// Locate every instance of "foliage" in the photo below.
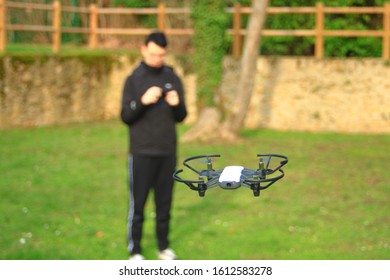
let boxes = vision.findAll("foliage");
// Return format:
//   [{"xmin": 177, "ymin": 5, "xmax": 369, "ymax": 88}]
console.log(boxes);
[
  {"xmin": 0, "ymin": 120, "xmax": 389, "ymax": 259},
  {"xmin": 261, "ymin": 0, "xmax": 316, "ymax": 56},
  {"xmin": 113, "ymin": 0, "xmax": 156, "ymax": 7},
  {"xmin": 325, "ymin": 15, "xmax": 383, "ymax": 57},
  {"xmin": 261, "ymin": 0, "xmax": 388, "ymax": 57},
  {"xmin": 323, "ymin": 1, "xmax": 385, "ymax": 57},
  {"xmin": 113, "ymin": 0, "xmax": 158, "ymax": 29},
  {"xmin": 190, "ymin": 0, "xmax": 230, "ymax": 108}
]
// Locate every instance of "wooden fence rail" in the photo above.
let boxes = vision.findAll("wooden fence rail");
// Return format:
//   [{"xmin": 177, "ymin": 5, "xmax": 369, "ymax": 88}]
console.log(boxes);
[{"xmin": 0, "ymin": 0, "xmax": 389, "ymax": 59}]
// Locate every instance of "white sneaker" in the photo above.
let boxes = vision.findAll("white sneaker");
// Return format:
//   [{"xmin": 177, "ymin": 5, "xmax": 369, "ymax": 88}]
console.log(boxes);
[
  {"xmin": 129, "ymin": 254, "xmax": 145, "ymax": 260},
  {"xmin": 158, "ymin": 248, "xmax": 178, "ymax": 260}
]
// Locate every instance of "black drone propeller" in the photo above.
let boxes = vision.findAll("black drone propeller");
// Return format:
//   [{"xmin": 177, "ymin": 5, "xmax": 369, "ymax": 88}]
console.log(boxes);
[{"xmin": 173, "ymin": 153, "xmax": 288, "ymax": 197}]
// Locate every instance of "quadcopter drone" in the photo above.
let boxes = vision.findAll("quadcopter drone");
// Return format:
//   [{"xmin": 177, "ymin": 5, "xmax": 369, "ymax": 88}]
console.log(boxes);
[{"xmin": 173, "ymin": 154, "xmax": 288, "ymax": 197}]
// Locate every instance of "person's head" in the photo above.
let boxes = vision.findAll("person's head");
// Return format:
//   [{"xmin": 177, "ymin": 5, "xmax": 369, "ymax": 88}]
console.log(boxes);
[{"xmin": 141, "ymin": 31, "xmax": 168, "ymax": 68}]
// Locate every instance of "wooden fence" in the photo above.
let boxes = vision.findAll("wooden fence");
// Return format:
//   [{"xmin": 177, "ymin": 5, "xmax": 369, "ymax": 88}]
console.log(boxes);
[{"xmin": 1, "ymin": 0, "xmax": 390, "ymax": 59}]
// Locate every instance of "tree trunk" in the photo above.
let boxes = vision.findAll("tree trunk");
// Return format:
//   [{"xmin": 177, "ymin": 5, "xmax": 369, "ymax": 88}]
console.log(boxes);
[
  {"xmin": 181, "ymin": 107, "xmax": 221, "ymax": 143},
  {"xmin": 181, "ymin": 0, "xmax": 269, "ymax": 143},
  {"xmin": 221, "ymin": 0, "xmax": 269, "ymax": 140}
]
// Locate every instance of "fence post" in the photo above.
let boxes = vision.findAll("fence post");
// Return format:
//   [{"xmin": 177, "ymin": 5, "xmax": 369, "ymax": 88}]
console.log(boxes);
[
  {"xmin": 157, "ymin": 3, "xmax": 166, "ymax": 31},
  {"xmin": 0, "ymin": 0, "xmax": 6, "ymax": 52},
  {"xmin": 315, "ymin": 2, "xmax": 324, "ymax": 59},
  {"xmin": 89, "ymin": 4, "xmax": 97, "ymax": 49},
  {"xmin": 383, "ymin": 2, "xmax": 390, "ymax": 60},
  {"xmin": 52, "ymin": 1, "xmax": 61, "ymax": 53},
  {"xmin": 232, "ymin": 3, "xmax": 242, "ymax": 58}
]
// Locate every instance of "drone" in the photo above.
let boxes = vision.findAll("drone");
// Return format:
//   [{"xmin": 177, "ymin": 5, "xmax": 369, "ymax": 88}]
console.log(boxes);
[{"xmin": 173, "ymin": 154, "xmax": 288, "ymax": 197}]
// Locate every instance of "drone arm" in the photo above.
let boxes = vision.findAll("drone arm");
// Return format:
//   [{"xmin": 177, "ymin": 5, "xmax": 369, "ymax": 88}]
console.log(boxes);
[
  {"xmin": 173, "ymin": 169, "xmax": 204, "ymax": 191},
  {"xmin": 243, "ymin": 169, "xmax": 285, "ymax": 190},
  {"xmin": 205, "ymin": 177, "xmax": 220, "ymax": 189}
]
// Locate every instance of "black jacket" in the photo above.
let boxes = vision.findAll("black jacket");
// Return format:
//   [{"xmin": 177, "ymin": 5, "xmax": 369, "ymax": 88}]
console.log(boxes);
[{"xmin": 120, "ymin": 62, "xmax": 187, "ymax": 156}]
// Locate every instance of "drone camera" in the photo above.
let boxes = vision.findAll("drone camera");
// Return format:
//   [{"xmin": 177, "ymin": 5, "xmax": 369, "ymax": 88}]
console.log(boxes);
[{"xmin": 219, "ymin": 180, "xmax": 241, "ymax": 190}]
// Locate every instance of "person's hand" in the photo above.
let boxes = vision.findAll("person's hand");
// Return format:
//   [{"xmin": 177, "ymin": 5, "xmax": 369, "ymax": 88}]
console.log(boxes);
[
  {"xmin": 141, "ymin": 86, "xmax": 162, "ymax": 105},
  {"xmin": 165, "ymin": 90, "xmax": 179, "ymax": 106}
]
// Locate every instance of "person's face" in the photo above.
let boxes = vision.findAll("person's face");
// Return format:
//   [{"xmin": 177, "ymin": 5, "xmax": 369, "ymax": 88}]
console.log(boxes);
[{"xmin": 141, "ymin": 41, "xmax": 167, "ymax": 68}]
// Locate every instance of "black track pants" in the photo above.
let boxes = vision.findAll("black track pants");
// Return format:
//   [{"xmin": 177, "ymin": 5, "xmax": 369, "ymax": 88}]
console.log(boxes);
[{"xmin": 127, "ymin": 154, "xmax": 176, "ymax": 255}]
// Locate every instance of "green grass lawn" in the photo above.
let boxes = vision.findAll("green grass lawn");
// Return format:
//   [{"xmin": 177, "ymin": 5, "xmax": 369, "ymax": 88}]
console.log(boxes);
[{"xmin": 0, "ymin": 120, "xmax": 389, "ymax": 260}]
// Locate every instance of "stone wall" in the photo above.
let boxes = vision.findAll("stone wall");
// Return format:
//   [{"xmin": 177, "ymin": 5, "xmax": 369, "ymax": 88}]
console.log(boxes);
[
  {"xmin": 0, "ymin": 55, "xmax": 196, "ymax": 129},
  {"xmin": 0, "ymin": 56, "xmax": 117, "ymax": 128},
  {"xmin": 1, "ymin": 55, "xmax": 389, "ymax": 134},
  {"xmin": 221, "ymin": 57, "xmax": 390, "ymax": 134}
]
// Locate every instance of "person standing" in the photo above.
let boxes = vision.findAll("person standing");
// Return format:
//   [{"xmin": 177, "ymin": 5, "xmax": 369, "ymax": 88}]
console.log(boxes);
[{"xmin": 120, "ymin": 31, "xmax": 187, "ymax": 260}]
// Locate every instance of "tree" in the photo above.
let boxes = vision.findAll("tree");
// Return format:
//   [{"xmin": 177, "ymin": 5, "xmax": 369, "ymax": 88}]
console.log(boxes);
[{"xmin": 182, "ymin": 0, "xmax": 270, "ymax": 142}]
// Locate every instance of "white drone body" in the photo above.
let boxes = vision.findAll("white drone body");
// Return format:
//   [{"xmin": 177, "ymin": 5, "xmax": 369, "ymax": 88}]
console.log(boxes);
[{"xmin": 218, "ymin": 166, "xmax": 244, "ymax": 189}]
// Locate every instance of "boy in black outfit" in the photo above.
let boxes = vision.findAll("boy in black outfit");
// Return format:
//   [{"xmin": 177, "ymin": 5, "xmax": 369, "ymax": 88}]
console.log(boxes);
[{"xmin": 120, "ymin": 31, "xmax": 187, "ymax": 260}]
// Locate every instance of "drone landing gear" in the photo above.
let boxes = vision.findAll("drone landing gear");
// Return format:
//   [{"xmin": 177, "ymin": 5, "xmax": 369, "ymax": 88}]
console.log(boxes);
[
  {"xmin": 197, "ymin": 183, "xmax": 207, "ymax": 197},
  {"xmin": 251, "ymin": 184, "xmax": 261, "ymax": 197}
]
